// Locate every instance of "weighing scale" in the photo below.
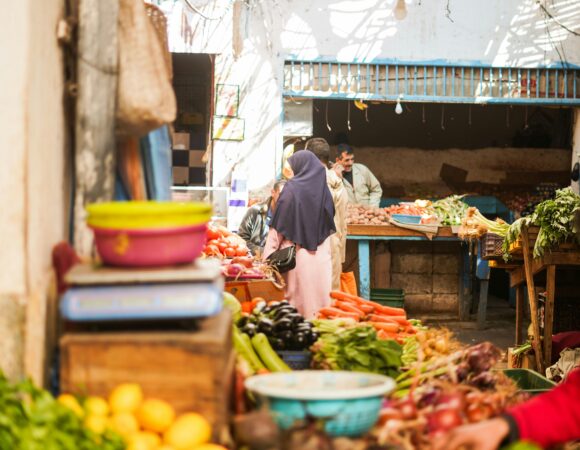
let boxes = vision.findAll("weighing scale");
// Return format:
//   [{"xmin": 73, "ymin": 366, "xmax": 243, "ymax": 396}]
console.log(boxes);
[{"xmin": 61, "ymin": 260, "xmax": 224, "ymax": 322}]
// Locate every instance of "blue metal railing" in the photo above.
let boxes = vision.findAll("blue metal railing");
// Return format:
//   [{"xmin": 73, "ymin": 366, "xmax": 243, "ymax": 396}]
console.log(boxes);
[{"xmin": 283, "ymin": 59, "xmax": 580, "ymax": 105}]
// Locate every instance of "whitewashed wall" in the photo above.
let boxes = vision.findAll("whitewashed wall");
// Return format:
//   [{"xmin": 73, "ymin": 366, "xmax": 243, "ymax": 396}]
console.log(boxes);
[
  {"xmin": 0, "ymin": 0, "xmax": 67, "ymax": 380},
  {"xmin": 162, "ymin": 0, "xmax": 580, "ymax": 191}
]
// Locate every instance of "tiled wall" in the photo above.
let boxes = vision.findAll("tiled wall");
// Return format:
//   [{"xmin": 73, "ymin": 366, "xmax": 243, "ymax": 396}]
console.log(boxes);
[{"xmin": 171, "ymin": 132, "xmax": 206, "ymax": 185}]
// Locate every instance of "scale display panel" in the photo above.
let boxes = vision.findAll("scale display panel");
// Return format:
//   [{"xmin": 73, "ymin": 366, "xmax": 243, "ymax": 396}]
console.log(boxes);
[{"xmin": 61, "ymin": 282, "xmax": 222, "ymax": 321}]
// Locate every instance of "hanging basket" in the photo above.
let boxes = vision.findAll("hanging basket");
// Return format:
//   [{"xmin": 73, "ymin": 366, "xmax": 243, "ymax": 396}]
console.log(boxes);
[{"xmin": 117, "ymin": 0, "xmax": 176, "ymax": 137}]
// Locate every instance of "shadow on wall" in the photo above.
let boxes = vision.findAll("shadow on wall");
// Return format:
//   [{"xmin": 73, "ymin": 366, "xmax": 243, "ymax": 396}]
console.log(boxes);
[{"xmin": 281, "ymin": 0, "xmax": 580, "ymax": 66}]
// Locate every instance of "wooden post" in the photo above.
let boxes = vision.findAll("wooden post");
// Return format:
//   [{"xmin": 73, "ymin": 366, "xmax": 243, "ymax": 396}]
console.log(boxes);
[
  {"xmin": 515, "ymin": 284, "xmax": 525, "ymax": 345},
  {"xmin": 544, "ymin": 265, "xmax": 556, "ymax": 368},
  {"xmin": 74, "ymin": 0, "xmax": 119, "ymax": 256},
  {"xmin": 521, "ymin": 228, "xmax": 545, "ymax": 373}
]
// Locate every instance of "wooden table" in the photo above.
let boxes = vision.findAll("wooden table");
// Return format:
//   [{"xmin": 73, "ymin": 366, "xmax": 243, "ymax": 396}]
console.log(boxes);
[
  {"xmin": 490, "ymin": 230, "xmax": 580, "ymax": 373},
  {"xmin": 347, "ymin": 225, "xmax": 470, "ymax": 318}
]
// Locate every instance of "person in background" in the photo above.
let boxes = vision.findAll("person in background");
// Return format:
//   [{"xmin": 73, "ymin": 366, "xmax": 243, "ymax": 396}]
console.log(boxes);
[
  {"xmin": 238, "ymin": 180, "xmax": 286, "ymax": 256},
  {"xmin": 335, "ymin": 143, "xmax": 382, "ymax": 207},
  {"xmin": 305, "ymin": 137, "xmax": 348, "ymax": 291},
  {"xmin": 263, "ymin": 151, "xmax": 335, "ymax": 319},
  {"xmin": 434, "ymin": 367, "xmax": 580, "ymax": 450}
]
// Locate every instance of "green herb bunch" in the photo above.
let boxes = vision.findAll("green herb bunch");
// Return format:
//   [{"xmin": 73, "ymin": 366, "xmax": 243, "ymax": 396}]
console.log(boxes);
[
  {"xmin": 311, "ymin": 326, "xmax": 402, "ymax": 376},
  {"xmin": 503, "ymin": 187, "xmax": 580, "ymax": 260}
]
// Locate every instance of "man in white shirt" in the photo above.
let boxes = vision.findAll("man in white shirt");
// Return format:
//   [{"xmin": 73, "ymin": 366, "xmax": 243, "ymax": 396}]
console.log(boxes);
[{"xmin": 335, "ymin": 143, "xmax": 382, "ymax": 207}]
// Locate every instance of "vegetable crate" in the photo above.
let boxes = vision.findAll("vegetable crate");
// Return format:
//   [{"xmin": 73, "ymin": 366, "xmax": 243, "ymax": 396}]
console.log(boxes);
[
  {"xmin": 60, "ymin": 310, "xmax": 234, "ymax": 440},
  {"xmin": 508, "ymin": 226, "xmax": 539, "ymax": 256},
  {"xmin": 480, "ymin": 233, "xmax": 504, "ymax": 260},
  {"xmin": 502, "ymin": 368, "xmax": 555, "ymax": 395},
  {"xmin": 277, "ymin": 350, "xmax": 312, "ymax": 370},
  {"xmin": 370, "ymin": 288, "xmax": 405, "ymax": 309}
]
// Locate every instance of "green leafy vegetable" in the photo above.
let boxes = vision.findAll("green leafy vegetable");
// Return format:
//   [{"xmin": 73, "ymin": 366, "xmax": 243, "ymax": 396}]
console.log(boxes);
[
  {"xmin": 432, "ymin": 195, "xmax": 470, "ymax": 226},
  {"xmin": 503, "ymin": 188, "xmax": 580, "ymax": 259},
  {"xmin": 0, "ymin": 373, "xmax": 125, "ymax": 450},
  {"xmin": 310, "ymin": 326, "xmax": 402, "ymax": 376}
]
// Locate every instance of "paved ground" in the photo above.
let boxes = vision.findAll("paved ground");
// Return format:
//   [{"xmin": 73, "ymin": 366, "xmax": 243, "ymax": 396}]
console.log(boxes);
[{"xmin": 421, "ymin": 296, "xmax": 525, "ymax": 367}]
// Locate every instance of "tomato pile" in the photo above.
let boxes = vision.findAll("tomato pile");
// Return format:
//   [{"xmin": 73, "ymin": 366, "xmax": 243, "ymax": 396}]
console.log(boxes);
[{"xmin": 204, "ymin": 225, "xmax": 250, "ymax": 258}]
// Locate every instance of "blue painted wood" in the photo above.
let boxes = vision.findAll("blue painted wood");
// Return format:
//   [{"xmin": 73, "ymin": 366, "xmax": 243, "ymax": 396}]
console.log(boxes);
[
  {"xmin": 283, "ymin": 55, "xmax": 580, "ymax": 69},
  {"xmin": 459, "ymin": 242, "xmax": 472, "ymax": 321},
  {"xmin": 358, "ymin": 240, "xmax": 371, "ymax": 299},
  {"xmin": 347, "ymin": 235, "xmax": 460, "ymax": 241}
]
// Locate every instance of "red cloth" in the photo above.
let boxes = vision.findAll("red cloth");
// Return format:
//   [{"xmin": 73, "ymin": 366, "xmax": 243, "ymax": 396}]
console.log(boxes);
[
  {"xmin": 52, "ymin": 242, "xmax": 80, "ymax": 295},
  {"xmin": 508, "ymin": 368, "xmax": 580, "ymax": 448},
  {"xmin": 551, "ymin": 332, "xmax": 580, "ymax": 364}
]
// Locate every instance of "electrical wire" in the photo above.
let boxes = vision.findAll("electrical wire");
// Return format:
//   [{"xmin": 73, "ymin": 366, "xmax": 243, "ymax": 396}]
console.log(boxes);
[
  {"xmin": 182, "ymin": 0, "xmax": 233, "ymax": 21},
  {"xmin": 541, "ymin": 6, "xmax": 569, "ymax": 68},
  {"xmin": 537, "ymin": 1, "xmax": 580, "ymax": 37},
  {"xmin": 445, "ymin": 0, "xmax": 454, "ymax": 23}
]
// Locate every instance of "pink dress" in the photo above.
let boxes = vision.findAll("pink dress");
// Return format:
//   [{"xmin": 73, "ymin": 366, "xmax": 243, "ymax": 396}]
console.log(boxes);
[{"xmin": 263, "ymin": 228, "xmax": 332, "ymax": 319}]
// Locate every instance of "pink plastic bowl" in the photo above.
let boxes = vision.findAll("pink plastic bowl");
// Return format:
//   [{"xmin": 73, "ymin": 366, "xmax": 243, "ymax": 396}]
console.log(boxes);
[{"xmin": 90, "ymin": 223, "xmax": 208, "ymax": 267}]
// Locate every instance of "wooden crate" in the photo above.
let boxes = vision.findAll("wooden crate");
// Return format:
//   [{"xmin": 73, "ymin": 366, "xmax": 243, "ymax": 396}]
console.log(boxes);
[
  {"xmin": 509, "ymin": 226, "xmax": 539, "ymax": 256},
  {"xmin": 225, "ymin": 279, "xmax": 285, "ymax": 302},
  {"xmin": 60, "ymin": 310, "xmax": 233, "ymax": 439}
]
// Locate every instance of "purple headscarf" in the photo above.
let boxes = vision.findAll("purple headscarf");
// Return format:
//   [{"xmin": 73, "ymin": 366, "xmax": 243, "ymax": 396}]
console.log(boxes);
[{"xmin": 270, "ymin": 151, "xmax": 336, "ymax": 251}]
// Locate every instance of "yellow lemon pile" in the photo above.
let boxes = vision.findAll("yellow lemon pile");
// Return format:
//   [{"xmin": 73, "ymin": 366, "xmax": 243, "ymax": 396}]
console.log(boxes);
[{"xmin": 58, "ymin": 383, "xmax": 226, "ymax": 450}]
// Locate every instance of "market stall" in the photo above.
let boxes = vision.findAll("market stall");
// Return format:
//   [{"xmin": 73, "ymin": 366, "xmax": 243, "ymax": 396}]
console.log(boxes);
[
  {"xmin": 465, "ymin": 187, "xmax": 580, "ymax": 374},
  {"xmin": 490, "ymin": 237, "xmax": 580, "ymax": 373},
  {"xmin": 347, "ymin": 224, "xmax": 467, "ymax": 305},
  {"xmin": 346, "ymin": 197, "xmax": 473, "ymax": 320}
]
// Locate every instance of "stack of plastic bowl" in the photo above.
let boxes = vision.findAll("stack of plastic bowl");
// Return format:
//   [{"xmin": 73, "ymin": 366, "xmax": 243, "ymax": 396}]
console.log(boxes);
[{"xmin": 86, "ymin": 201, "xmax": 212, "ymax": 267}]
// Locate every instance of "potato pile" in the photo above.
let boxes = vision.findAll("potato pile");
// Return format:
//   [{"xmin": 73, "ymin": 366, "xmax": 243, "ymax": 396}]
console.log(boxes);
[{"xmin": 347, "ymin": 205, "xmax": 390, "ymax": 225}]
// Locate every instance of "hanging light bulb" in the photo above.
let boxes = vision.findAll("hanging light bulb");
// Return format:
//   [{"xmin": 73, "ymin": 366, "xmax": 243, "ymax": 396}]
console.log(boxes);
[
  {"xmin": 395, "ymin": 95, "xmax": 403, "ymax": 114},
  {"xmin": 393, "ymin": 0, "xmax": 407, "ymax": 20}
]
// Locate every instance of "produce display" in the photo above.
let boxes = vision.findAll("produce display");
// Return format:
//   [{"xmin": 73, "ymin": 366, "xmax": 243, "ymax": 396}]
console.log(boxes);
[
  {"xmin": 236, "ymin": 300, "xmax": 318, "ymax": 353},
  {"xmin": 459, "ymin": 206, "xmax": 509, "ymax": 240},
  {"xmin": 384, "ymin": 201, "xmax": 429, "ymax": 217},
  {"xmin": 221, "ymin": 256, "xmax": 267, "ymax": 279},
  {"xmin": 318, "ymin": 291, "xmax": 416, "ymax": 342},
  {"xmin": 311, "ymin": 325, "xmax": 402, "ymax": 377},
  {"xmin": 203, "ymin": 224, "xmax": 250, "ymax": 258},
  {"xmin": 432, "ymin": 195, "xmax": 469, "ymax": 226},
  {"xmin": 348, "ymin": 196, "xmax": 468, "ymax": 226},
  {"xmin": 503, "ymin": 187, "xmax": 580, "ymax": 258},
  {"xmin": 57, "ymin": 383, "xmax": 223, "ymax": 450},
  {"xmin": 212, "ymin": 285, "xmax": 564, "ymax": 450},
  {"xmin": 347, "ymin": 204, "xmax": 390, "ymax": 225},
  {"xmin": 460, "ymin": 188, "xmax": 580, "ymax": 260},
  {"xmin": 0, "ymin": 373, "xmax": 124, "ymax": 450},
  {"xmin": 375, "ymin": 343, "xmax": 525, "ymax": 448}
]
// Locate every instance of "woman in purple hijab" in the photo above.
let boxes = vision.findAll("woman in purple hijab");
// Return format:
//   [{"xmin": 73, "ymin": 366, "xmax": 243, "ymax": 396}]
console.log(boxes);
[{"xmin": 263, "ymin": 151, "xmax": 336, "ymax": 318}]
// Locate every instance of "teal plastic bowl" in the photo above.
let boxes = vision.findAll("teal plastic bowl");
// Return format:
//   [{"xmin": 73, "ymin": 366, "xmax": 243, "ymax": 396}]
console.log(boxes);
[
  {"xmin": 244, "ymin": 371, "xmax": 395, "ymax": 437},
  {"xmin": 392, "ymin": 214, "xmax": 422, "ymax": 224}
]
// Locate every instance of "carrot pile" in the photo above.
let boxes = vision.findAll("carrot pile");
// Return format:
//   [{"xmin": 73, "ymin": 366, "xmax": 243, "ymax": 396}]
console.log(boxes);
[{"xmin": 318, "ymin": 291, "xmax": 416, "ymax": 341}]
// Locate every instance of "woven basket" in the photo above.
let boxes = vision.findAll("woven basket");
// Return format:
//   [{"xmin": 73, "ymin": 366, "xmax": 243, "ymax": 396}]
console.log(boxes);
[
  {"xmin": 144, "ymin": 3, "xmax": 172, "ymax": 79},
  {"xmin": 480, "ymin": 233, "xmax": 504, "ymax": 260},
  {"xmin": 117, "ymin": 0, "xmax": 176, "ymax": 137}
]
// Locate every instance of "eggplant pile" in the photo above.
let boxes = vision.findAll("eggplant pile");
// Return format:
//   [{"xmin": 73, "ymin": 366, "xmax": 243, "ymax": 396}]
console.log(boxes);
[{"xmin": 236, "ymin": 300, "xmax": 318, "ymax": 351}]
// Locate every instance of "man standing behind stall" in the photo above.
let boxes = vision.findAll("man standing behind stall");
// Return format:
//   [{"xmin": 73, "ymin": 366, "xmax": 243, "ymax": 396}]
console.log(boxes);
[
  {"xmin": 238, "ymin": 180, "xmax": 286, "ymax": 256},
  {"xmin": 305, "ymin": 138, "xmax": 348, "ymax": 290},
  {"xmin": 335, "ymin": 143, "xmax": 382, "ymax": 207}
]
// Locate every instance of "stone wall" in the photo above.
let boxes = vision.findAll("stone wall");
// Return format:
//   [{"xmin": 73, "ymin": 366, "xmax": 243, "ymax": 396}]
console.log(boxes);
[{"xmin": 371, "ymin": 241, "xmax": 461, "ymax": 315}]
